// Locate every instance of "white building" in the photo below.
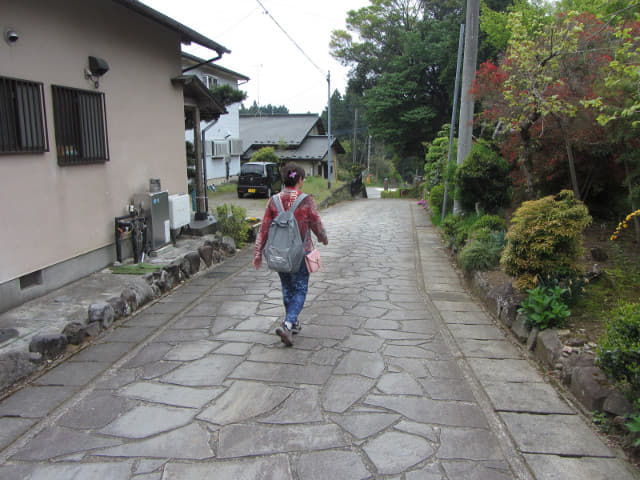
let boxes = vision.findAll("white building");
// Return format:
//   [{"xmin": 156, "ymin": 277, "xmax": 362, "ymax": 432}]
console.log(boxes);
[{"xmin": 182, "ymin": 53, "xmax": 249, "ymax": 183}]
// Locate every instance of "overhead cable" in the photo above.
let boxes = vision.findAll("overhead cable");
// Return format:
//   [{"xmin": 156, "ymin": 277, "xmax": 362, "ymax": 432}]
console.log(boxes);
[{"xmin": 255, "ymin": 0, "xmax": 325, "ymax": 76}]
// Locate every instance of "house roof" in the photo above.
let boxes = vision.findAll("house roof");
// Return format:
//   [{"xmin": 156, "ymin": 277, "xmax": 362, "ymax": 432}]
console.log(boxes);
[
  {"xmin": 171, "ymin": 75, "xmax": 226, "ymax": 121},
  {"xmin": 181, "ymin": 53, "xmax": 249, "ymax": 81},
  {"xmin": 112, "ymin": 0, "xmax": 230, "ymax": 55},
  {"xmin": 239, "ymin": 114, "xmax": 325, "ymax": 148},
  {"xmin": 274, "ymin": 136, "xmax": 345, "ymax": 161}
]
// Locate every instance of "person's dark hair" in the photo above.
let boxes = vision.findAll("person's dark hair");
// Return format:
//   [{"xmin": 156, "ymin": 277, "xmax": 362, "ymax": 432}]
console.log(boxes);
[{"xmin": 281, "ymin": 162, "xmax": 305, "ymax": 187}]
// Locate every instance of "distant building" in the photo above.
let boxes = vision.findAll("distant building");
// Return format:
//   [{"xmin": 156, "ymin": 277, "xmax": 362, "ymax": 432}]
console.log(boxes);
[
  {"xmin": 182, "ymin": 53, "xmax": 249, "ymax": 183},
  {"xmin": 239, "ymin": 114, "xmax": 344, "ymax": 180}
]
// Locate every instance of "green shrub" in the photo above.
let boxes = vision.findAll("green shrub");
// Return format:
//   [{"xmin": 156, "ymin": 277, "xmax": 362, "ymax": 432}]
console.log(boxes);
[
  {"xmin": 215, "ymin": 203, "xmax": 251, "ymax": 247},
  {"xmin": 454, "ymin": 141, "xmax": 511, "ymax": 213},
  {"xmin": 537, "ymin": 272, "xmax": 588, "ymax": 307},
  {"xmin": 428, "ymin": 184, "xmax": 453, "ymax": 218},
  {"xmin": 500, "ymin": 190, "xmax": 592, "ymax": 289},
  {"xmin": 441, "ymin": 213, "xmax": 480, "ymax": 250},
  {"xmin": 471, "ymin": 214, "xmax": 507, "ymax": 233},
  {"xmin": 597, "ymin": 302, "xmax": 640, "ymax": 400},
  {"xmin": 459, "ymin": 231, "xmax": 507, "ymax": 273},
  {"xmin": 424, "ymin": 124, "xmax": 455, "ymax": 189},
  {"xmin": 518, "ymin": 285, "xmax": 571, "ymax": 330}
]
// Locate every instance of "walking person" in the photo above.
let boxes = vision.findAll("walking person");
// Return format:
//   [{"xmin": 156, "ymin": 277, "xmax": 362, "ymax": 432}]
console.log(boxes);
[{"xmin": 253, "ymin": 162, "xmax": 328, "ymax": 346}]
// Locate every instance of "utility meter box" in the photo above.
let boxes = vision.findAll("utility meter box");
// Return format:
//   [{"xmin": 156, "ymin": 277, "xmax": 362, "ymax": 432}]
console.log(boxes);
[{"xmin": 132, "ymin": 191, "xmax": 170, "ymax": 250}]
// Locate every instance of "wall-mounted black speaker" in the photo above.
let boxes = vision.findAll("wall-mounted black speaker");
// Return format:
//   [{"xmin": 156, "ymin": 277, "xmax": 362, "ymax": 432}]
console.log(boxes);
[{"xmin": 89, "ymin": 56, "xmax": 109, "ymax": 76}]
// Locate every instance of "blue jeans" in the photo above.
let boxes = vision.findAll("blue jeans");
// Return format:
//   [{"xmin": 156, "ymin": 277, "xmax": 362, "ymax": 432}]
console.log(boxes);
[{"xmin": 278, "ymin": 259, "xmax": 309, "ymax": 326}]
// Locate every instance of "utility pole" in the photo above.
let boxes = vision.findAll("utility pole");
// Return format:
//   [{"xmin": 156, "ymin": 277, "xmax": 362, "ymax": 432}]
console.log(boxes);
[
  {"xmin": 352, "ymin": 108, "xmax": 358, "ymax": 164},
  {"xmin": 442, "ymin": 24, "xmax": 465, "ymax": 221},
  {"xmin": 367, "ymin": 135, "xmax": 372, "ymax": 174},
  {"xmin": 455, "ymin": 0, "xmax": 480, "ymax": 214},
  {"xmin": 327, "ymin": 71, "xmax": 332, "ymax": 189}
]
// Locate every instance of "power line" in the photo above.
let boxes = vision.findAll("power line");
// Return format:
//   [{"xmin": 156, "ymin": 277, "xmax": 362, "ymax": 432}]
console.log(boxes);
[{"xmin": 255, "ymin": 0, "xmax": 325, "ymax": 76}]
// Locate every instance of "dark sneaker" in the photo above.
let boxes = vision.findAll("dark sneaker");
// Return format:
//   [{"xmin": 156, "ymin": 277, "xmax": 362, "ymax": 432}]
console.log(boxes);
[
  {"xmin": 291, "ymin": 323, "xmax": 302, "ymax": 335},
  {"xmin": 275, "ymin": 324, "xmax": 293, "ymax": 346}
]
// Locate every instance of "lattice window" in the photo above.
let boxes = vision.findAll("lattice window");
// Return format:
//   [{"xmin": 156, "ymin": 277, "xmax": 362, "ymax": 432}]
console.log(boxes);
[
  {"xmin": 0, "ymin": 76, "xmax": 48, "ymax": 154},
  {"xmin": 52, "ymin": 85, "xmax": 109, "ymax": 165}
]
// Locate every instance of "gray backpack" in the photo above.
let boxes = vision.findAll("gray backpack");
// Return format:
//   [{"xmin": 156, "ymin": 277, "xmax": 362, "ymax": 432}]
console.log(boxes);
[{"xmin": 264, "ymin": 193, "xmax": 308, "ymax": 273}]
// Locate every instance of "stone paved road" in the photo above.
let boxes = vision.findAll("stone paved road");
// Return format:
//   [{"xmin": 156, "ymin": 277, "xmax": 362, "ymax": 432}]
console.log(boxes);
[{"xmin": 0, "ymin": 199, "xmax": 637, "ymax": 479}]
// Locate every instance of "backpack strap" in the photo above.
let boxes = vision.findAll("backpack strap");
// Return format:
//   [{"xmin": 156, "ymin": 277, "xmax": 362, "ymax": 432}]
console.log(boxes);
[
  {"xmin": 273, "ymin": 194, "xmax": 285, "ymax": 214},
  {"xmin": 289, "ymin": 193, "xmax": 308, "ymax": 213}
]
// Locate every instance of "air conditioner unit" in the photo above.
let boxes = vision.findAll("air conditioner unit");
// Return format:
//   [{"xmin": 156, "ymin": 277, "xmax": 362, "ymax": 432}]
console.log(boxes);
[
  {"xmin": 214, "ymin": 141, "xmax": 230, "ymax": 157},
  {"xmin": 204, "ymin": 140, "xmax": 213, "ymax": 156},
  {"xmin": 230, "ymin": 138, "xmax": 243, "ymax": 155}
]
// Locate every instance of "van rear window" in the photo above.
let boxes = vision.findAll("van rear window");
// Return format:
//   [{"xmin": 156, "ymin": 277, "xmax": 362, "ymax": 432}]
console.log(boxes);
[{"xmin": 241, "ymin": 164, "xmax": 264, "ymax": 175}]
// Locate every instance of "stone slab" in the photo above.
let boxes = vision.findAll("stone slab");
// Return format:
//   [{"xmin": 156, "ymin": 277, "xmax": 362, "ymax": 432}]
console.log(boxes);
[
  {"xmin": 441, "ymin": 459, "xmax": 514, "ymax": 480},
  {"xmin": 438, "ymin": 427, "xmax": 504, "ymax": 460},
  {"xmin": 163, "ymin": 455, "xmax": 292, "ymax": 480},
  {"xmin": 260, "ymin": 385, "xmax": 324, "ymax": 424},
  {"xmin": 483, "ymin": 381, "xmax": 575, "ymax": 414},
  {"xmin": 99, "ymin": 404, "xmax": 195, "ymax": 438},
  {"xmin": 217, "ymin": 423, "xmax": 347, "ymax": 458},
  {"xmin": 0, "ymin": 385, "xmax": 76, "ymax": 418},
  {"xmin": 58, "ymin": 391, "xmax": 128, "ymax": 429},
  {"xmin": 331, "ymin": 412, "xmax": 400, "ymax": 439},
  {"xmin": 11, "ymin": 426, "xmax": 122, "ymax": 461},
  {"xmin": 197, "ymin": 381, "xmax": 293, "ymax": 425},
  {"xmin": 160, "ymin": 354, "xmax": 243, "ymax": 386},
  {"xmin": 447, "ymin": 324, "xmax": 506, "ymax": 340},
  {"xmin": 33, "ymin": 361, "xmax": 110, "ymax": 386},
  {"xmin": 296, "ymin": 450, "xmax": 370, "ymax": 480},
  {"xmin": 469, "ymin": 358, "xmax": 543, "ymax": 383},
  {"xmin": 322, "ymin": 375, "xmax": 375, "ymax": 413},
  {"xmin": 0, "ymin": 417, "xmax": 37, "ymax": 450},
  {"xmin": 365, "ymin": 394, "xmax": 488, "ymax": 428},
  {"xmin": 95, "ymin": 423, "xmax": 213, "ymax": 459},
  {"xmin": 523, "ymin": 453, "xmax": 638, "ymax": 480},
  {"xmin": 456, "ymin": 338, "xmax": 522, "ymax": 359},
  {"xmin": 119, "ymin": 382, "xmax": 223, "ymax": 408},
  {"xmin": 377, "ymin": 372, "xmax": 424, "ymax": 395},
  {"xmin": 230, "ymin": 361, "xmax": 332, "ymax": 385},
  {"xmin": 363, "ymin": 431, "xmax": 435, "ymax": 475},
  {"xmin": 439, "ymin": 311, "xmax": 493, "ymax": 325},
  {"xmin": 500, "ymin": 412, "xmax": 614, "ymax": 457},
  {"xmin": 334, "ymin": 351, "xmax": 384, "ymax": 378},
  {"xmin": 0, "ymin": 462, "xmax": 134, "ymax": 480},
  {"xmin": 68, "ymin": 341, "xmax": 133, "ymax": 363}
]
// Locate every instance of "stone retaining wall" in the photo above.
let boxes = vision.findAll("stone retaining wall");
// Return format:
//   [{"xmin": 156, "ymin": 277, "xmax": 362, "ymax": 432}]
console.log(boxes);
[{"xmin": 469, "ymin": 271, "xmax": 633, "ymax": 418}]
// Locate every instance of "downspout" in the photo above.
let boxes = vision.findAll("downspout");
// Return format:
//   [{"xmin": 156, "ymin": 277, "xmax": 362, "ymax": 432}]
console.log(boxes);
[{"xmin": 182, "ymin": 53, "xmax": 223, "ymax": 73}]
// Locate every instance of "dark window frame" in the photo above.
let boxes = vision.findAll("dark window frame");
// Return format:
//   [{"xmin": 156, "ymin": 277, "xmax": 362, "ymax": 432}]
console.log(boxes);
[
  {"xmin": 51, "ymin": 85, "xmax": 109, "ymax": 166},
  {"xmin": 0, "ymin": 76, "xmax": 49, "ymax": 154}
]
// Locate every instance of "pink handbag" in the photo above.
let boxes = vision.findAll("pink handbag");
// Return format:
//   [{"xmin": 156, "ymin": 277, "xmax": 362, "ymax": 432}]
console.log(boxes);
[{"xmin": 305, "ymin": 248, "xmax": 322, "ymax": 273}]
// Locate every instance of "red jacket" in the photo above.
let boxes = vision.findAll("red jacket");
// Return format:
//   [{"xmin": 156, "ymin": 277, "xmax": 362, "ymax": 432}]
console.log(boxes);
[{"xmin": 254, "ymin": 188, "xmax": 328, "ymax": 262}]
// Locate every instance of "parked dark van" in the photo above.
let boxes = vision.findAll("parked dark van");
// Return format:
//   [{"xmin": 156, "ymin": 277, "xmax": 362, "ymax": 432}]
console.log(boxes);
[{"xmin": 237, "ymin": 162, "xmax": 281, "ymax": 198}]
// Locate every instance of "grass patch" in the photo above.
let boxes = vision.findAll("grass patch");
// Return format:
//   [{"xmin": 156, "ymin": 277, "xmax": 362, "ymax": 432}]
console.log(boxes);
[
  {"xmin": 302, "ymin": 176, "xmax": 344, "ymax": 204},
  {"xmin": 569, "ymin": 242, "xmax": 640, "ymax": 343},
  {"xmin": 110, "ymin": 263, "xmax": 166, "ymax": 275}
]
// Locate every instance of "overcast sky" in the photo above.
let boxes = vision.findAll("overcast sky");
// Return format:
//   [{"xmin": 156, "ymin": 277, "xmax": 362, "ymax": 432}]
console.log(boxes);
[{"xmin": 140, "ymin": 0, "xmax": 370, "ymax": 114}]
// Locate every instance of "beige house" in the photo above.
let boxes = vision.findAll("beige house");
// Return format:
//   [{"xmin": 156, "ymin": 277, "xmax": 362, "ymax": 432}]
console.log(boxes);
[
  {"xmin": 0, "ymin": 0, "xmax": 228, "ymax": 312},
  {"xmin": 239, "ymin": 114, "xmax": 345, "ymax": 180}
]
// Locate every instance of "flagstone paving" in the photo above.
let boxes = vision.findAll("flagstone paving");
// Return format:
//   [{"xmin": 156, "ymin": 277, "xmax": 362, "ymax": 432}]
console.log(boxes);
[{"xmin": 0, "ymin": 199, "xmax": 637, "ymax": 479}]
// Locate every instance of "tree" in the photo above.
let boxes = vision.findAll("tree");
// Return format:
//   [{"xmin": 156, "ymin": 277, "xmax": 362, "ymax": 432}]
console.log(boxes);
[
  {"xmin": 209, "ymin": 84, "xmax": 246, "ymax": 106},
  {"xmin": 331, "ymin": 0, "xmax": 466, "ymax": 162},
  {"xmin": 240, "ymin": 101, "xmax": 290, "ymax": 115},
  {"xmin": 475, "ymin": 6, "xmax": 624, "ymax": 204},
  {"xmin": 250, "ymin": 146, "xmax": 280, "ymax": 165}
]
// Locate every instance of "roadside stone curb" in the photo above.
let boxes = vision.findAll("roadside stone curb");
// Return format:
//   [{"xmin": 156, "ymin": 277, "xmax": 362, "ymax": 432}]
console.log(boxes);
[
  {"xmin": 0, "ymin": 232, "xmax": 240, "ymax": 394},
  {"xmin": 470, "ymin": 271, "xmax": 633, "ymax": 418}
]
